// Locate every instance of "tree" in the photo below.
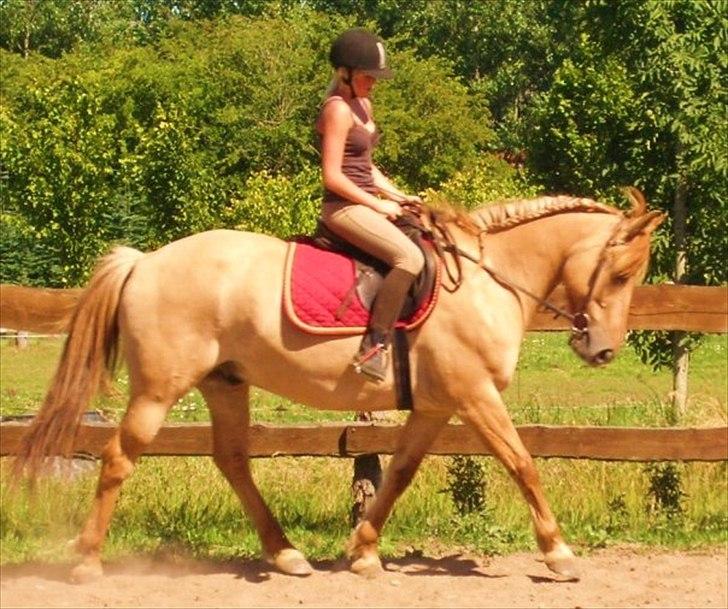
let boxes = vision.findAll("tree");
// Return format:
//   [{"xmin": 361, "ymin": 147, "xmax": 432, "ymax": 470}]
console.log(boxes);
[
  {"xmin": 0, "ymin": 0, "xmax": 140, "ymax": 57},
  {"xmin": 518, "ymin": 0, "xmax": 727, "ymax": 415},
  {"xmin": 1, "ymin": 10, "xmax": 492, "ymax": 285}
]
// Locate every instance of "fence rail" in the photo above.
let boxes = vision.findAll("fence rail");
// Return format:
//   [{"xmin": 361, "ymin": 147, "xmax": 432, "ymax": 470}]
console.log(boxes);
[
  {"xmin": 1, "ymin": 283, "xmax": 726, "ymax": 463},
  {"xmin": 531, "ymin": 285, "xmax": 726, "ymax": 332},
  {"xmin": 1, "ymin": 421, "xmax": 726, "ymax": 462},
  {"xmin": 0, "ymin": 284, "xmax": 726, "ymax": 333}
]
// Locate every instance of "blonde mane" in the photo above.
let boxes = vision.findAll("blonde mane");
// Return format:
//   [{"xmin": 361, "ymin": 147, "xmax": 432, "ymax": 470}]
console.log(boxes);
[
  {"xmin": 472, "ymin": 196, "xmax": 622, "ymax": 233},
  {"xmin": 422, "ymin": 195, "xmax": 623, "ymax": 237}
]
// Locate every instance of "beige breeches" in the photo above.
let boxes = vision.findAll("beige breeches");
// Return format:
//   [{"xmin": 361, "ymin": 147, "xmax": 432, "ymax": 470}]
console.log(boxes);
[{"xmin": 321, "ymin": 203, "xmax": 424, "ymax": 276}]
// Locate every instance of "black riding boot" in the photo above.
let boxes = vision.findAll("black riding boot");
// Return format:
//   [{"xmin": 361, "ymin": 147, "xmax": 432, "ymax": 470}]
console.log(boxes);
[{"xmin": 354, "ymin": 268, "xmax": 417, "ymax": 382}]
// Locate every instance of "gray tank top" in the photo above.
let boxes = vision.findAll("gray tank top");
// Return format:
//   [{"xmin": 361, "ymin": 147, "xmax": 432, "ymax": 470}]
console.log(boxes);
[{"xmin": 318, "ymin": 97, "xmax": 380, "ymax": 205}]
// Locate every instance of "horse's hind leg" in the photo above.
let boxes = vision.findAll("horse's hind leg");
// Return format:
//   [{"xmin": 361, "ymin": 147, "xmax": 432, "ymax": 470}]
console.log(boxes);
[
  {"xmin": 198, "ymin": 373, "xmax": 313, "ymax": 576},
  {"xmin": 71, "ymin": 389, "xmax": 178, "ymax": 583},
  {"xmin": 347, "ymin": 410, "xmax": 449, "ymax": 577},
  {"xmin": 458, "ymin": 383, "xmax": 579, "ymax": 580}
]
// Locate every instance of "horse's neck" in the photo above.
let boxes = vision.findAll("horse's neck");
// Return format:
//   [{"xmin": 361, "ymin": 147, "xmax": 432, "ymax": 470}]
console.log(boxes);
[{"xmin": 483, "ymin": 213, "xmax": 616, "ymax": 317}]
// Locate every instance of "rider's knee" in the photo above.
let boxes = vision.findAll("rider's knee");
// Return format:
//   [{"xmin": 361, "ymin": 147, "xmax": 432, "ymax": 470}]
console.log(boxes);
[{"xmin": 396, "ymin": 244, "xmax": 425, "ymax": 276}]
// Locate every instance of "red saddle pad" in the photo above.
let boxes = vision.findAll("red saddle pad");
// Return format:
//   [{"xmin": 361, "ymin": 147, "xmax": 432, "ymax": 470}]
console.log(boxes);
[{"xmin": 283, "ymin": 242, "xmax": 439, "ymax": 335}]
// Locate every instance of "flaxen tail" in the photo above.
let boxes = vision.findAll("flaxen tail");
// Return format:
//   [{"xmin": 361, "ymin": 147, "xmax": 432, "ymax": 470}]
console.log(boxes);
[{"xmin": 13, "ymin": 246, "xmax": 145, "ymax": 480}]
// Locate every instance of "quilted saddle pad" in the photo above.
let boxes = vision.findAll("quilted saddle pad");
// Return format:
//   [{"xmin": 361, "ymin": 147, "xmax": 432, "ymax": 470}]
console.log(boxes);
[{"xmin": 283, "ymin": 241, "xmax": 439, "ymax": 335}]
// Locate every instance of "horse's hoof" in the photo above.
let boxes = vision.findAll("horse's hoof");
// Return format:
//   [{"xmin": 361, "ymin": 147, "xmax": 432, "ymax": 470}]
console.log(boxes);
[
  {"xmin": 70, "ymin": 561, "xmax": 103, "ymax": 584},
  {"xmin": 544, "ymin": 546, "xmax": 580, "ymax": 581},
  {"xmin": 268, "ymin": 548, "xmax": 313, "ymax": 576},
  {"xmin": 351, "ymin": 554, "xmax": 383, "ymax": 579}
]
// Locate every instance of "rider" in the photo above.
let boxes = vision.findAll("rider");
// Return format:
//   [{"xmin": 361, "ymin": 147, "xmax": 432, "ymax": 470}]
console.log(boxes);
[{"xmin": 316, "ymin": 28, "xmax": 424, "ymax": 382}]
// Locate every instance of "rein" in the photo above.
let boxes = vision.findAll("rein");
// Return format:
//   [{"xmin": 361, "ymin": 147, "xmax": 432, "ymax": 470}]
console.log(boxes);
[
  {"xmin": 443, "ymin": 243, "xmax": 590, "ymax": 337},
  {"xmin": 399, "ymin": 205, "xmax": 598, "ymax": 338}
]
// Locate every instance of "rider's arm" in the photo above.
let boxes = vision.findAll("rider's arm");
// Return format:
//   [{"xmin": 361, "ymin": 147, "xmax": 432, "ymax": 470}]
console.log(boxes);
[{"xmin": 371, "ymin": 166, "xmax": 417, "ymax": 203}]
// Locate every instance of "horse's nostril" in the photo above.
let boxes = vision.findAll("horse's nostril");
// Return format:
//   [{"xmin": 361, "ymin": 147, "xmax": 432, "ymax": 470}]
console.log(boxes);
[{"xmin": 595, "ymin": 349, "xmax": 614, "ymax": 364}]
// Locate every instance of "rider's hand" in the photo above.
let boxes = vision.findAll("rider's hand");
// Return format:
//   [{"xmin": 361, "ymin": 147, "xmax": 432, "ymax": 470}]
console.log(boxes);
[{"xmin": 376, "ymin": 200, "xmax": 403, "ymax": 220}]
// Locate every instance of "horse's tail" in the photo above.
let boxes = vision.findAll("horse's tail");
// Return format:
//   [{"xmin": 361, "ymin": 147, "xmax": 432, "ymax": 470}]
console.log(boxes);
[{"xmin": 13, "ymin": 246, "xmax": 145, "ymax": 481}]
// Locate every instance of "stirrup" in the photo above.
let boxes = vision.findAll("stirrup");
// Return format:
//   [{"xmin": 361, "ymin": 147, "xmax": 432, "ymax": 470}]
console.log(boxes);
[{"xmin": 353, "ymin": 341, "xmax": 388, "ymax": 382}]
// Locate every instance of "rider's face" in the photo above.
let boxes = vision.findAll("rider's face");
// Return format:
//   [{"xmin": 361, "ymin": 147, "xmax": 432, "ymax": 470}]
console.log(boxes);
[{"xmin": 350, "ymin": 71, "xmax": 377, "ymax": 98}]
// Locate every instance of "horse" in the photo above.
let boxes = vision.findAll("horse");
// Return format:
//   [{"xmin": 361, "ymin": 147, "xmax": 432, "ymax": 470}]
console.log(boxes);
[{"xmin": 13, "ymin": 187, "xmax": 664, "ymax": 583}]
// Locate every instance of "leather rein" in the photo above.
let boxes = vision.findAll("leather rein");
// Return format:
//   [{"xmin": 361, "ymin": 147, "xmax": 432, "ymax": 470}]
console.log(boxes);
[{"xmin": 399, "ymin": 206, "xmax": 623, "ymax": 339}]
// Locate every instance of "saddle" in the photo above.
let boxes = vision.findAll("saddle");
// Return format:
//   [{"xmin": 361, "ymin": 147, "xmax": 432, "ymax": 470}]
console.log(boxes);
[
  {"xmin": 282, "ymin": 213, "xmax": 440, "ymax": 411},
  {"xmin": 283, "ymin": 213, "xmax": 440, "ymax": 336}
]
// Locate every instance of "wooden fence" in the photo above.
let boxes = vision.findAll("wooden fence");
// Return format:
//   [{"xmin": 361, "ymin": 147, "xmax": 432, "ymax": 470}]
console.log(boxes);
[
  {"xmin": 0, "ymin": 284, "xmax": 726, "ymax": 462},
  {"xmin": 1, "ymin": 421, "xmax": 726, "ymax": 461}
]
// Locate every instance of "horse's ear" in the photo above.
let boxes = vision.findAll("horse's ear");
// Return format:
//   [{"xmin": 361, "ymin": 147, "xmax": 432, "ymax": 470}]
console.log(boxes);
[
  {"xmin": 622, "ymin": 186, "xmax": 647, "ymax": 217},
  {"xmin": 616, "ymin": 210, "xmax": 666, "ymax": 243}
]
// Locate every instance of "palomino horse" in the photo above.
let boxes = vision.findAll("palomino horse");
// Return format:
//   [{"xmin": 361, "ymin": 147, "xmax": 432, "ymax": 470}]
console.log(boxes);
[{"xmin": 14, "ymin": 188, "xmax": 663, "ymax": 583}]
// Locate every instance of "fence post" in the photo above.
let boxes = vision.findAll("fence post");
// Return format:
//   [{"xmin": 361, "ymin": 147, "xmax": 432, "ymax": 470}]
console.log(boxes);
[
  {"xmin": 14, "ymin": 331, "xmax": 28, "ymax": 349},
  {"xmin": 350, "ymin": 411, "xmax": 383, "ymax": 527}
]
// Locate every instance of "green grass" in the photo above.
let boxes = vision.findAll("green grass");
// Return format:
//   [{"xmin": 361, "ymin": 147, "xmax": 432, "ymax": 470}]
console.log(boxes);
[{"xmin": 1, "ymin": 333, "xmax": 726, "ymax": 565}]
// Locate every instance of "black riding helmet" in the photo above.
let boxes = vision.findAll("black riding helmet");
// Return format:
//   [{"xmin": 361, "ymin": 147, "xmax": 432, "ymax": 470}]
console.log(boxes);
[{"xmin": 329, "ymin": 28, "xmax": 393, "ymax": 80}]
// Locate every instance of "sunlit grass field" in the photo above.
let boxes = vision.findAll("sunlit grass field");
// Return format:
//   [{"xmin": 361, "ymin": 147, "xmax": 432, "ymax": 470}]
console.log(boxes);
[{"xmin": 1, "ymin": 332, "xmax": 726, "ymax": 565}]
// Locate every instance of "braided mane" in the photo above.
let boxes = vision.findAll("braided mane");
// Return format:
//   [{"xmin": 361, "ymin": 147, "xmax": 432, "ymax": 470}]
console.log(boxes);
[
  {"xmin": 422, "ymin": 195, "xmax": 623, "ymax": 237},
  {"xmin": 471, "ymin": 195, "xmax": 622, "ymax": 234}
]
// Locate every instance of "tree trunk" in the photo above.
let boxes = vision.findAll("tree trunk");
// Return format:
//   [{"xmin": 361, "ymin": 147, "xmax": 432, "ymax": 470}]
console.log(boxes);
[
  {"xmin": 671, "ymin": 175, "xmax": 689, "ymax": 420},
  {"xmin": 14, "ymin": 331, "xmax": 29, "ymax": 349}
]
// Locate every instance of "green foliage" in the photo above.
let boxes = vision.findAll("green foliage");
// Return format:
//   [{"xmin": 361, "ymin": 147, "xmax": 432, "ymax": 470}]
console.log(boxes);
[
  {"xmin": 423, "ymin": 154, "xmax": 541, "ymax": 209},
  {"xmin": 444, "ymin": 455, "xmax": 487, "ymax": 516},
  {"xmin": 0, "ymin": 0, "xmax": 131, "ymax": 58},
  {"xmin": 224, "ymin": 166, "xmax": 321, "ymax": 239},
  {"xmin": 645, "ymin": 462, "xmax": 686, "ymax": 521},
  {"xmin": 0, "ymin": 213, "xmax": 62, "ymax": 286},
  {"xmin": 520, "ymin": 0, "xmax": 727, "ymax": 282},
  {"xmin": 1, "ymin": 10, "xmax": 489, "ymax": 286},
  {"xmin": 2, "ymin": 74, "xmax": 134, "ymax": 284},
  {"xmin": 524, "ymin": 47, "xmax": 638, "ymax": 198},
  {"xmin": 133, "ymin": 103, "xmax": 223, "ymax": 247},
  {"xmin": 605, "ymin": 494, "xmax": 629, "ymax": 535},
  {"xmin": 373, "ymin": 48, "xmax": 493, "ymax": 189}
]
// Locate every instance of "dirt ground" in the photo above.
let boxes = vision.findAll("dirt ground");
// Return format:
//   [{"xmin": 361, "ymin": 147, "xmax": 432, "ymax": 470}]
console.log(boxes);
[{"xmin": 1, "ymin": 547, "xmax": 726, "ymax": 609}]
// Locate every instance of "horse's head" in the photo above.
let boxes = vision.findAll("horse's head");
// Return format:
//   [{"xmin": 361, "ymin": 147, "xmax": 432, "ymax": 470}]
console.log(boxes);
[{"xmin": 563, "ymin": 188, "xmax": 665, "ymax": 366}]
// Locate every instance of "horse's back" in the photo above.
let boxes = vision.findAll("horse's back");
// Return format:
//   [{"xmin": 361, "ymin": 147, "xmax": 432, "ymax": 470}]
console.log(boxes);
[{"xmin": 118, "ymin": 230, "xmax": 288, "ymax": 343}]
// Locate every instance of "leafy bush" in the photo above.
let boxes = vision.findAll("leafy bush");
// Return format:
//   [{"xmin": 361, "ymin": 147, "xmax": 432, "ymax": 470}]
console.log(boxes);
[
  {"xmin": 444, "ymin": 455, "xmax": 487, "ymax": 516},
  {"xmin": 1, "ymin": 11, "xmax": 492, "ymax": 285},
  {"xmin": 224, "ymin": 166, "xmax": 321, "ymax": 239},
  {"xmin": 645, "ymin": 462, "xmax": 686, "ymax": 522},
  {"xmin": 423, "ymin": 154, "xmax": 541, "ymax": 210}
]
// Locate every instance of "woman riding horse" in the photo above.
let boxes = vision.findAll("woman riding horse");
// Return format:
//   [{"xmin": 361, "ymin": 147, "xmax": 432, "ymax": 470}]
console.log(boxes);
[{"xmin": 317, "ymin": 28, "xmax": 423, "ymax": 382}]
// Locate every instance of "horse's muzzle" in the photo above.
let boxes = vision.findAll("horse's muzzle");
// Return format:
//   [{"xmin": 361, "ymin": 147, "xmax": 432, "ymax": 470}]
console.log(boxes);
[{"xmin": 569, "ymin": 334, "xmax": 615, "ymax": 367}]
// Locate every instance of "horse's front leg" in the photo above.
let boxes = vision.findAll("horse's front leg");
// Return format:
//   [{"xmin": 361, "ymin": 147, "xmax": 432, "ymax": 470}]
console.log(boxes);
[
  {"xmin": 458, "ymin": 383, "xmax": 579, "ymax": 580},
  {"xmin": 347, "ymin": 410, "xmax": 449, "ymax": 577}
]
